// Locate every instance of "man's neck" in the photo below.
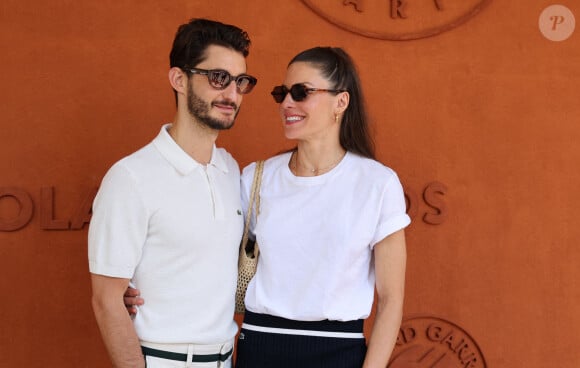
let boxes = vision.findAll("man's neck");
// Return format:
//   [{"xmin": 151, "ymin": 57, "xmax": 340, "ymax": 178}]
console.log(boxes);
[{"xmin": 169, "ymin": 115, "xmax": 219, "ymax": 165}]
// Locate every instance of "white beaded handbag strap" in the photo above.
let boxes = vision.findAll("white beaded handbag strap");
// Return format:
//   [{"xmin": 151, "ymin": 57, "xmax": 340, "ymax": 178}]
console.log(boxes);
[{"xmin": 240, "ymin": 161, "xmax": 264, "ymax": 256}]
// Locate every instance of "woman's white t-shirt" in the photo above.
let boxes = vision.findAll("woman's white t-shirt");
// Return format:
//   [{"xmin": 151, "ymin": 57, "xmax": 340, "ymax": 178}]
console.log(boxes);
[{"xmin": 240, "ymin": 151, "xmax": 410, "ymax": 321}]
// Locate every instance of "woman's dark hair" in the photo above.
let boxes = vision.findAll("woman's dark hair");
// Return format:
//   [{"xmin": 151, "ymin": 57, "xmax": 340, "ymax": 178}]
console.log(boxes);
[{"xmin": 289, "ymin": 47, "xmax": 375, "ymax": 159}]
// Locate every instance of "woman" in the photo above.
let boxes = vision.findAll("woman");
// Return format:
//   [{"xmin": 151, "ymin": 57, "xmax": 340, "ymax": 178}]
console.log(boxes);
[{"xmin": 235, "ymin": 47, "xmax": 409, "ymax": 368}]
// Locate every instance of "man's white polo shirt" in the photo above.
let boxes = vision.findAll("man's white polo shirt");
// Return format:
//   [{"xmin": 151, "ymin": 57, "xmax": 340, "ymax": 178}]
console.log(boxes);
[{"xmin": 88, "ymin": 124, "xmax": 242, "ymax": 344}]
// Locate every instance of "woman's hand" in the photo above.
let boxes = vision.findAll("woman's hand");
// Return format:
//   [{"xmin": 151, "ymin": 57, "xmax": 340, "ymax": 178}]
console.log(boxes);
[{"xmin": 124, "ymin": 286, "xmax": 144, "ymax": 316}]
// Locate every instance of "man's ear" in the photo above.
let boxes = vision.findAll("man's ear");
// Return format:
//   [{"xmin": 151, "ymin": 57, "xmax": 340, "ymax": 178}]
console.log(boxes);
[{"xmin": 169, "ymin": 67, "xmax": 188, "ymax": 94}]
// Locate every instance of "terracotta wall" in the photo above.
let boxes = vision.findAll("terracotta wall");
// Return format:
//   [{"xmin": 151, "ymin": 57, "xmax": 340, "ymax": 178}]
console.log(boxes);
[{"xmin": 0, "ymin": 1, "xmax": 578, "ymax": 367}]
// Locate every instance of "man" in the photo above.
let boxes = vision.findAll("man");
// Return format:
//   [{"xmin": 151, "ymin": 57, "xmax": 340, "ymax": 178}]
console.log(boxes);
[{"xmin": 89, "ymin": 18, "xmax": 257, "ymax": 368}]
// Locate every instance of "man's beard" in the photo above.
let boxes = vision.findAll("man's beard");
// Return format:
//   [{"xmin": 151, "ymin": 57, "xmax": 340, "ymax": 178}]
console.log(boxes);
[{"xmin": 187, "ymin": 82, "xmax": 239, "ymax": 131}]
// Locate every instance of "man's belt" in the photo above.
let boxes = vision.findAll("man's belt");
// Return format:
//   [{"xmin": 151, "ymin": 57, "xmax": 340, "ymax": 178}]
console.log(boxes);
[{"xmin": 141, "ymin": 345, "xmax": 233, "ymax": 363}]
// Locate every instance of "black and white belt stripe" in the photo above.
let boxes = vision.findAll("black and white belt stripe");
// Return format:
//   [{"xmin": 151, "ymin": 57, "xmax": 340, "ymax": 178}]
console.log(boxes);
[{"xmin": 141, "ymin": 345, "xmax": 233, "ymax": 363}]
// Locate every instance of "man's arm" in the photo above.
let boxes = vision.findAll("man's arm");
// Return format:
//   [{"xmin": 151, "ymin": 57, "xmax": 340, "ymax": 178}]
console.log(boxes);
[{"xmin": 91, "ymin": 274, "xmax": 145, "ymax": 368}]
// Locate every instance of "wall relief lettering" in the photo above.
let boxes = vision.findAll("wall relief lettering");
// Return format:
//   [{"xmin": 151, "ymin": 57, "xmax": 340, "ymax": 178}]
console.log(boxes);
[
  {"xmin": 0, "ymin": 183, "xmax": 447, "ymax": 231},
  {"xmin": 390, "ymin": 315, "xmax": 487, "ymax": 367},
  {"xmin": 301, "ymin": 0, "xmax": 491, "ymax": 40},
  {"xmin": 0, "ymin": 186, "xmax": 96, "ymax": 232},
  {"xmin": 0, "ymin": 187, "xmax": 34, "ymax": 231},
  {"xmin": 404, "ymin": 181, "xmax": 447, "ymax": 225}
]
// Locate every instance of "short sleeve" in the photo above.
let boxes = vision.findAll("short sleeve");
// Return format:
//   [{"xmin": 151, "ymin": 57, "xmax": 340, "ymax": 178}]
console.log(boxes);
[
  {"xmin": 371, "ymin": 172, "xmax": 411, "ymax": 247},
  {"xmin": 88, "ymin": 162, "xmax": 148, "ymax": 278}
]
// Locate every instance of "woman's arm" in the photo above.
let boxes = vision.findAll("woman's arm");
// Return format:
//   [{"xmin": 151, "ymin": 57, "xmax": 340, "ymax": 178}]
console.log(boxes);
[{"xmin": 362, "ymin": 229, "xmax": 407, "ymax": 368}]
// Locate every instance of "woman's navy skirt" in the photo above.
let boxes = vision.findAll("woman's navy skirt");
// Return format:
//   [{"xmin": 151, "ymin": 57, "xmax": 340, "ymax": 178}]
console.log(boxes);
[{"xmin": 235, "ymin": 311, "xmax": 367, "ymax": 368}]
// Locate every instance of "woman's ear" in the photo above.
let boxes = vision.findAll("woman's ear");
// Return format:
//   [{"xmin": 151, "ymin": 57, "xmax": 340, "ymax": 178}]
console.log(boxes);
[
  {"xmin": 336, "ymin": 91, "xmax": 350, "ymax": 115},
  {"xmin": 168, "ymin": 67, "xmax": 187, "ymax": 95}
]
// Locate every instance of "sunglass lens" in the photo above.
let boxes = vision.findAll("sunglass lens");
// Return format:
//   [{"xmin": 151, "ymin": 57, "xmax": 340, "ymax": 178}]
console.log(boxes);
[
  {"xmin": 271, "ymin": 86, "xmax": 287, "ymax": 103},
  {"xmin": 208, "ymin": 70, "xmax": 231, "ymax": 89},
  {"xmin": 237, "ymin": 76, "xmax": 257, "ymax": 94},
  {"xmin": 290, "ymin": 84, "xmax": 308, "ymax": 102}
]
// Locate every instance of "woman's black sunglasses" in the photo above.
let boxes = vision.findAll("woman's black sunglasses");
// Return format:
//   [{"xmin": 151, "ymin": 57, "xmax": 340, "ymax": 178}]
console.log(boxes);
[
  {"xmin": 270, "ymin": 84, "xmax": 346, "ymax": 103},
  {"xmin": 188, "ymin": 68, "xmax": 258, "ymax": 94}
]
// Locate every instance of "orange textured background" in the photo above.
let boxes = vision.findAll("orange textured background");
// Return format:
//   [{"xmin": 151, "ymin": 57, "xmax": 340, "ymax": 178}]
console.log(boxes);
[{"xmin": 0, "ymin": 1, "xmax": 579, "ymax": 367}]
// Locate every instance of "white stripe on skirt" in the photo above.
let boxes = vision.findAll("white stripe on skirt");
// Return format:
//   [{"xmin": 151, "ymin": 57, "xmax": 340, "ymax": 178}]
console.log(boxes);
[{"xmin": 241, "ymin": 323, "xmax": 365, "ymax": 339}]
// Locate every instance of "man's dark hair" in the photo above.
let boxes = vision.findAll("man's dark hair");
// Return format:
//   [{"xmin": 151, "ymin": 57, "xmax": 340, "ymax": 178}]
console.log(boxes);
[
  {"xmin": 168, "ymin": 18, "xmax": 251, "ymax": 104},
  {"xmin": 170, "ymin": 18, "xmax": 251, "ymax": 70}
]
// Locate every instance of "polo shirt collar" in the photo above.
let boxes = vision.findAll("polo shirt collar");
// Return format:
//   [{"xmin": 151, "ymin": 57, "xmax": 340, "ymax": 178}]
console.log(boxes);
[{"xmin": 152, "ymin": 124, "xmax": 229, "ymax": 176}]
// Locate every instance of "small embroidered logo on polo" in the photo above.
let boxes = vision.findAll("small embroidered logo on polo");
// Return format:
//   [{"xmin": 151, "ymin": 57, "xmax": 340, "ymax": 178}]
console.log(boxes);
[{"xmin": 237, "ymin": 210, "xmax": 242, "ymax": 215}]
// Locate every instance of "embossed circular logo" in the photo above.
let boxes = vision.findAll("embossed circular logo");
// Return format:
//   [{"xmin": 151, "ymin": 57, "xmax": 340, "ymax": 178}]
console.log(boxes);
[
  {"xmin": 539, "ymin": 5, "xmax": 576, "ymax": 42},
  {"xmin": 301, "ymin": 0, "xmax": 491, "ymax": 40},
  {"xmin": 389, "ymin": 315, "xmax": 487, "ymax": 368}
]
